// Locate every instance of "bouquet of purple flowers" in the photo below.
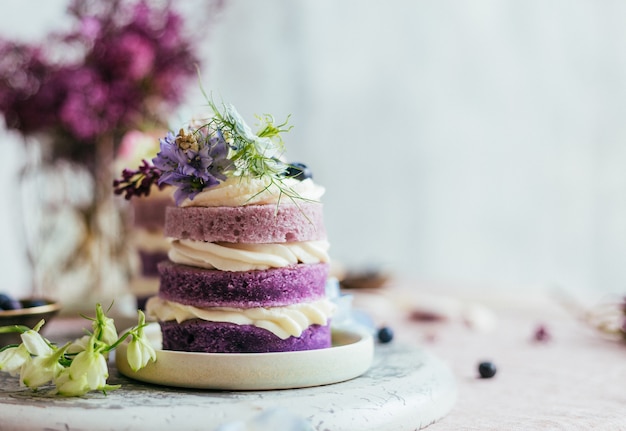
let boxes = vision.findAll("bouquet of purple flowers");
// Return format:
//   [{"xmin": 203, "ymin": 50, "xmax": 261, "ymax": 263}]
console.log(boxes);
[
  {"xmin": 0, "ymin": 0, "xmax": 216, "ymax": 311},
  {"xmin": 0, "ymin": 0, "xmax": 201, "ymax": 163}
]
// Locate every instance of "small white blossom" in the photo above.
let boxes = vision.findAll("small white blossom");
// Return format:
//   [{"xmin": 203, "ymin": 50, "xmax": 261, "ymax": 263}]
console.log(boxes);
[
  {"xmin": 21, "ymin": 329, "xmax": 53, "ymax": 357},
  {"xmin": 67, "ymin": 334, "xmax": 91, "ymax": 354},
  {"xmin": 0, "ymin": 345, "xmax": 30, "ymax": 375},
  {"xmin": 55, "ymin": 367, "xmax": 90, "ymax": 397},
  {"xmin": 126, "ymin": 310, "xmax": 156, "ymax": 372},
  {"xmin": 224, "ymin": 104, "xmax": 257, "ymax": 142},
  {"xmin": 224, "ymin": 104, "xmax": 279, "ymax": 159},
  {"xmin": 20, "ymin": 349, "xmax": 65, "ymax": 389},
  {"xmin": 69, "ymin": 349, "xmax": 108, "ymax": 390},
  {"xmin": 93, "ymin": 304, "xmax": 118, "ymax": 345}
]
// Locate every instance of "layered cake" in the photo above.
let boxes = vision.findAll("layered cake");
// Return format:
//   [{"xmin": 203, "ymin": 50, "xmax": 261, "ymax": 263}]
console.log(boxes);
[{"xmin": 139, "ymin": 100, "xmax": 335, "ymax": 353}]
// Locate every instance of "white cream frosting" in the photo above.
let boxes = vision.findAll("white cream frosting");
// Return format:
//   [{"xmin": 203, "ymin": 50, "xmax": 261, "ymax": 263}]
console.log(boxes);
[
  {"xmin": 133, "ymin": 229, "xmax": 170, "ymax": 253},
  {"xmin": 180, "ymin": 176, "xmax": 325, "ymax": 207},
  {"xmin": 145, "ymin": 297, "xmax": 336, "ymax": 339},
  {"xmin": 168, "ymin": 239, "xmax": 330, "ymax": 271}
]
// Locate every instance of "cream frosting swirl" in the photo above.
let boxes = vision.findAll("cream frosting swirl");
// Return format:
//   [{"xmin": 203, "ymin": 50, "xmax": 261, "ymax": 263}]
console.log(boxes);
[
  {"xmin": 180, "ymin": 176, "xmax": 325, "ymax": 207},
  {"xmin": 168, "ymin": 239, "xmax": 330, "ymax": 271},
  {"xmin": 133, "ymin": 230, "xmax": 170, "ymax": 253},
  {"xmin": 145, "ymin": 297, "xmax": 335, "ymax": 339}
]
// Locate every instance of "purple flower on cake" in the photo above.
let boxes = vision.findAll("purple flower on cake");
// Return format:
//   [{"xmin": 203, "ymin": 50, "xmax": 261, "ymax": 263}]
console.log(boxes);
[
  {"xmin": 114, "ymin": 98, "xmax": 313, "ymax": 205},
  {"xmin": 152, "ymin": 127, "xmax": 233, "ymax": 205},
  {"xmin": 113, "ymin": 160, "xmax": 163, "ymax": 200}
]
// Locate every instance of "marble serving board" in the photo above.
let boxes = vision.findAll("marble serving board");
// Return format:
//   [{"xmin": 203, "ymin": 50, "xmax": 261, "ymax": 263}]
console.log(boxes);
[{"xmin": 0, "ymin": 343, "xmax": 456, "ymax": 431}]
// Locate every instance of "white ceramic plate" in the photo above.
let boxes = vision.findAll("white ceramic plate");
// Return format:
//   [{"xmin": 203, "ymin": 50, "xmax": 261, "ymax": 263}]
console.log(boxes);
[{"xmin": 116, "ymin": 323, "xmax": 374, "ymax": 390}]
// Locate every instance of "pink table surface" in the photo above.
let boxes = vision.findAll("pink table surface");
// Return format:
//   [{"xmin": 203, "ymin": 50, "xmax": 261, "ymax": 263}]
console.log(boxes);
[
  {"xmin": 351, "ymin": 279, "xmax": 626, "ymax": 430},
  {"xmin": 25, "ymin": 280, "xmax": 626, "ymax": 430}
]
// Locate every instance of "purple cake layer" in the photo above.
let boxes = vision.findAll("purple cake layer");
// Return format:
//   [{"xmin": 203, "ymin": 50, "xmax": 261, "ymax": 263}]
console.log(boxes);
[
  {"xmin": 138, "ymin": 250, "xmax": 168, "ymax": 277},
  {"xmin": 157, "ymin": 261, "xmax": 329, "ymax": 308},
  {"xmin": 164, "ymin": 203, "xmax": 325, "ymax": 243},
  {"xmin": 159, "ymin": 320, "xmax": 331, "ymax": 353}
]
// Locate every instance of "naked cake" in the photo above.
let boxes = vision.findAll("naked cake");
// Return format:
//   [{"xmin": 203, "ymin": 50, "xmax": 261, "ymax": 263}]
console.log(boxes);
[{"xmin": 136, "ymin": 100, "xmax": 335, "ymax": 353}]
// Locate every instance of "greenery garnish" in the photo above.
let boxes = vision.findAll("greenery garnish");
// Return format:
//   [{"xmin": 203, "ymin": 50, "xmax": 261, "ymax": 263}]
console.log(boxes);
[{"xmin": 114, "ymin": 92, "xmax": 314, "ymax": 206}]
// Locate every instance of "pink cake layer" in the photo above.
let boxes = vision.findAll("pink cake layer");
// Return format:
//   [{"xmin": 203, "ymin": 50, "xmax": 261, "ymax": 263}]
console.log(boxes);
[
  {"xmin": 164, "ymin": 203, "xmax": 325, "ymax": 243},
  {"xmin": 157, "ymin": 261, "xmax": 329, "ymax": 308},
  {"xmin": 159, "ymin": 320, "xmax": 331, "ymax": 353}
]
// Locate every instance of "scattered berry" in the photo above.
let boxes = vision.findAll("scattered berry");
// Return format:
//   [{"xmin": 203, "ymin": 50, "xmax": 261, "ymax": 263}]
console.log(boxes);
[
  {"xmin": 478, "ymin": 361, "xmax": 497, "ymax": 378},
  {"xmin": 285, "ymin": 162, "xmax": 313, "ymax": 181},
  {"xmin": 377, "ymin": 326, "xmax": 394, "ymax": 343},
  {"xmin": 533, "ymin": 324, "xmax": 551, "ymax": 342},
  {"xmin": 0, "ymin": 293, "xmax": 22, "ymax": 311}
]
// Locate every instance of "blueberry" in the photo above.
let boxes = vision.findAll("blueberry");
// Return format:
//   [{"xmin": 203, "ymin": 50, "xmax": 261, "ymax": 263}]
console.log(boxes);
[
  {"xmin": 377, "ymin": 326, "xmax": 394, "ymax": 343},
  {"xmin": 478, "ymin": 361, "xmax": 497, "ymax": 378},
  {"xmin": 285, "ymin": 162, "xmax": 313, "ymax": 181},
  {"xmin": 0, "ymin": 293, "xmax": 22, "ymax": 311}
]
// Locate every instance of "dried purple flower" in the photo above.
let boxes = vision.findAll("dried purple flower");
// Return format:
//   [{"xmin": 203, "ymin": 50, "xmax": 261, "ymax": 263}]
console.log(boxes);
[{"xmin": 113, "ymin": 160, "xmax": 162, "ymax": 200}]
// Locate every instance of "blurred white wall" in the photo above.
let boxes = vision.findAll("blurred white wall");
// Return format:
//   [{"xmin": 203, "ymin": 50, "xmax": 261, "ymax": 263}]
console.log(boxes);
[{"xmin": 2, "ymin": 0, "xmax": 626, "ymax": 296}]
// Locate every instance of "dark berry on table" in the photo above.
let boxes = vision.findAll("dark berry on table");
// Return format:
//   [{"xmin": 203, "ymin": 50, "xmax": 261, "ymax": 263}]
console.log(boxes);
[
  {"xmin": 377, "ymin": 326, "xmax": 394, "ymax": 343},
  {"xmin": 533, "ymin": 324, "xmax": 551, "ymax": 342},
  {"xmin": 478, "ymin": 361, "xmax": 497, "ymax": 378},
  {"xmin": 0, "ymin": 293, "xmax": 22, "ymax": 311},
  {"xmin": 285, "ymin": 162, "xmax": 313, "ymax": 181}
]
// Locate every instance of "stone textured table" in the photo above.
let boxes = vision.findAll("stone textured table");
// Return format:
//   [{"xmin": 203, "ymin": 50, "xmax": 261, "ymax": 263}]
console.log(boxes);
[{"xmin": 0, "ymin": 340, "xmax": 456, "ymax": 431}]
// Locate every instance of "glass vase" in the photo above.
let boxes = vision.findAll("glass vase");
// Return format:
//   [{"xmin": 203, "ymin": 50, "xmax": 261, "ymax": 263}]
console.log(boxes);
[{"xmin": 19, "ymin": 136, "xmax": 138, "ymax": 317}]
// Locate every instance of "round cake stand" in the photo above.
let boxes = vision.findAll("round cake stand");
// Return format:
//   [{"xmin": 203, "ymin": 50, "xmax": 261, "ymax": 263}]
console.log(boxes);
[{"xmin": 0, "ymin": 343, "xmax": 456, "ymax": 431}]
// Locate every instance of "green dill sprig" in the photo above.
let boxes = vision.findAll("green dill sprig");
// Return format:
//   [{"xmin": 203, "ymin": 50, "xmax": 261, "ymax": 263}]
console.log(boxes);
[
  {"xmin": 206, "ymin": 98, "xmax": 290, "ymax": 176},
  {"xmin": 202, "ymin": 95, "xmax": 315, "ymax": 208},
  {"xmin": 140, "ymin": 74, "xmax": 318, "ymax": 208}
]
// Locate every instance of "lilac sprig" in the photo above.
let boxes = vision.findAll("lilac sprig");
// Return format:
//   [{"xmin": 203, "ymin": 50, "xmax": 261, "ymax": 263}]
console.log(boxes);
[
  {"xmin": 113, "ymin": 159, "xmax": 162, "ymax": 200},
  {"xmin": 0, "ymin": 0, "xmax": 207, "ymax": 163},
  {"xmin": 152, "ymin": 128, "xmax": 233, "ymax": 205}
]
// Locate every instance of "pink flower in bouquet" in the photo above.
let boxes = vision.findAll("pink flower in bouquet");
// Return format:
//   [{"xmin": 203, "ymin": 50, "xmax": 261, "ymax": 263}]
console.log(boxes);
[{"xmin": 0, "ymin": 0, "xmax": 210, "ymax": 162}]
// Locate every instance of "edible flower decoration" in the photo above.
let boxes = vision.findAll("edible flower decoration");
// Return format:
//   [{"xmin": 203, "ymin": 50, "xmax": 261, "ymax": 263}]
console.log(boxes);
[
  {"xmin": 0, "ymin": 304, "xmax": 156, "ymax": 397},
  {"xmin": 114, "ymin": 97, "xmax": 313, "ymax": 206}
]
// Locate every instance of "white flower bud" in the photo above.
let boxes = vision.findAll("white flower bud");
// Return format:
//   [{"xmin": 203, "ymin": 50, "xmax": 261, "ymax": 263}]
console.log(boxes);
[
  {"xmin": 20, "ymin": 354, "xmax": 64, "ymax": 389},
  {"xmin": 126, "ymin": 310, "xmax": 156, "ymax": 372},
  {"xmin": 94, "ymin": 304, "xmax": 118, "ymax": 346},
  {"xmin": 21, "ymin": 330, "xmax": 53, "ymax": 356},
  {"xmin": 69, "ymin": 350, "xmax": 108, "ymax": 390},
  {"xmin": 55, "ymin": 368, "xmax": 90, "ymax": 397},
  {"xmin": 0, "ymin": 345, "xmax": 30, "ymax": 375}
]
